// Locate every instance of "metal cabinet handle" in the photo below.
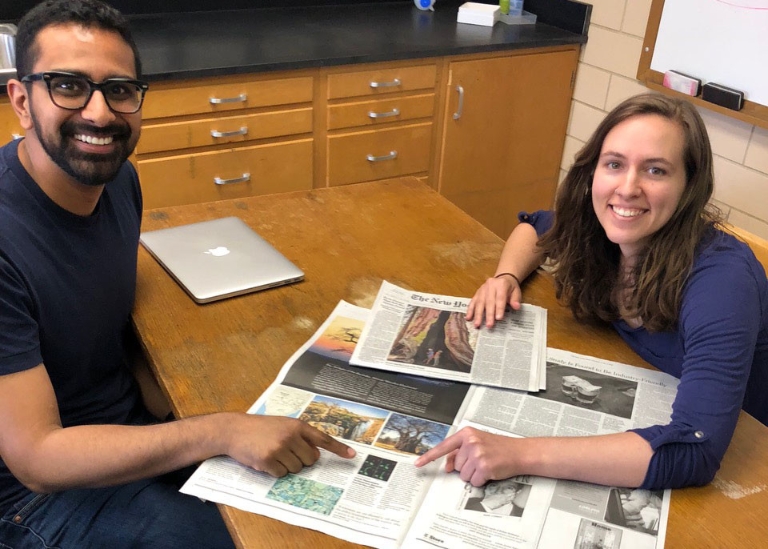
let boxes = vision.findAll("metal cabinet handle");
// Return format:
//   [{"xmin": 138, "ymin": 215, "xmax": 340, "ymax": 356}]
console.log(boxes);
[
  {"xmin": 368, "ymin": 108, "xmax": 400, "ymax": 119},
  {"xmin": 366, "ymin": 151, "xmax": 398, "ymax": 162},
  {"xmin": 452, "ymin": 85, "xmax": 465, "ymax": 120},
  {"xmin": 210, "ymin": 127, "xmax": 248, "ymax": 138},
  {"xmin": 369, "ymin": 78, "xmax": 401, "ymax": 89},
  {"xmin": 209, "ymin": 93, "xmax": 247, "ymax": 105},
  {"xmin": 213, "ymin": 173, "xmax": 251, "ymax": 185}
]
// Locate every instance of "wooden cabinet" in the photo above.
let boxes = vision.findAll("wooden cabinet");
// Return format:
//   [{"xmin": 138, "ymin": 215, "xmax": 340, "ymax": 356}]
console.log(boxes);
[
  {"xmin": 437, "ymin": 48, "xmax": 579, "ymax": 238},
  {"xmin": 135, "ymin": 73, "xmax": 314, "ymax": 208},
  {"xmin": 126, "ymin": 46, "xmax": 579, "ymax": 227},
  {"xmin": 323, "ymin": 63, "xmax": 437, "ymax": 186},
  {"xmin": 0, "ymin": 98, "xmax": 23, "ymax": 145}
]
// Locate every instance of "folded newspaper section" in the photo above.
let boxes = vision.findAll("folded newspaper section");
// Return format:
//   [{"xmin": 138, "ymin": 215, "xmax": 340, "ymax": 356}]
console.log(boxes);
[
  {"xmin": 350, "ymin": 281, "xmax": 547, "ymax": 392},
  {"xmin": 181, "ymin": 302, "xmax": 677, "ymax": 549}
]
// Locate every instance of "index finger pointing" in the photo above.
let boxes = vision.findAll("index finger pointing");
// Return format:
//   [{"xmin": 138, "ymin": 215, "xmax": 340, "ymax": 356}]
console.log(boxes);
[
  {"xmin": 414, "ymin": 433, "xmax": 463, "ymax": 467},
  {"xmin": 307, "ymin": 428, "xmax": 357, "ymax": 459}
]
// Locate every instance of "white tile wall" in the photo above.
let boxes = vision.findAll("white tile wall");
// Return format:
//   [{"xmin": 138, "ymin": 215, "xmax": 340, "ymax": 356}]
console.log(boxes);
[
  {"xmin": 605, "ymin": 75, "xmax": 647, "ymax": 111},
  {"xmin": 745, "ymin": 126, "xmax": 768, "ymax": 174},
  {"xmin": 573, "ymin": 64, "xmax": 611, "ymax": 109},
  {"xmin": 587, "ymin": 0, "xmax": 625, "ymax": 30},
  {"xmin": 698, "ymin": 108, "xmax": 753, "ymax": 164},
  {"xmin": 562, "ymin": 0, "xmax": 768, "ymax": 239},
  {"xmin": 581, "ymin": 26, "xmax": 643, "ymax": 79},
  {"xmin": 561, "ymin": 135, "xmax": 586, "ymax": 170},
  {"xmin": 622, "ymin": 0, "xmax": 653, "ymax": 38},
  {"xmin": 713, "ymin": 157, "xmax": 768, "ymax": 221}
]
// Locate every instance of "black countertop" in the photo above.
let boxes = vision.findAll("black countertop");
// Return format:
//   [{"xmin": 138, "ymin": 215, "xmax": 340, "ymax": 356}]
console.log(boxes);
[{"xmin": 2, "ymin": 2, "xmax": 589, "ymax": 92}]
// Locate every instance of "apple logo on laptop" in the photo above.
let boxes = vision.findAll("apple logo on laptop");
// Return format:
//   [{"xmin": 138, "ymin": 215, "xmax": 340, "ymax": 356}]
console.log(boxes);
[{"xmin": 204, "ymin": 246, "xmax": 230, "ymax": 257}]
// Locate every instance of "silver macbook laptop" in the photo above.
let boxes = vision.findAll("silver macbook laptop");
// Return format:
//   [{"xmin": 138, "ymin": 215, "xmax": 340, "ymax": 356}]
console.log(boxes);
[{"xmin": 140, "ymin": 216, "xmax": 304, "ymax": 303}]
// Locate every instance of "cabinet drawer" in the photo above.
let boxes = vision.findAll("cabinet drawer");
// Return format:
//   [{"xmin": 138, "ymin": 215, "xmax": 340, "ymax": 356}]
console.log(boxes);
[
  {"xmin": 327, "ymin": 93, "xmax": 434, "ymax": 130},
  {"xmin": 142, "ymin": 76, "xmax": 313, "ymax": 119},
  {"xmin": 327, "ymin": 123, "xmax": 431, "ymax": 186},
  {"xmin": 137, "ymin": 107, "xmax": 312, "ymax": 154},
  {"xmin": 327, "ymin": 65, "xmax": 437, "ymax": 99},
  {"xmin": 137, "ymin": 139, "xmax": 313, "ymax": 208}
]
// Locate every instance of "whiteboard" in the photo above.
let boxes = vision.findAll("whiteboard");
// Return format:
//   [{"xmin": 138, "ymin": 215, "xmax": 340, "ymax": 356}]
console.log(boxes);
[{"xmin": 650, "ymin": 0, "xmax": 768, "ymax": 107}]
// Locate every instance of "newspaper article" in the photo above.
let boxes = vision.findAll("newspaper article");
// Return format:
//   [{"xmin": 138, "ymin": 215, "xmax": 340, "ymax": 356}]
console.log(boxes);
[
  {"xmin": 350, "ymin": 281, "xmax": 547, "ymax": 392},
  {"xmin": 181, "ymin": 304, "xmax": 677, "ymax": 549}
]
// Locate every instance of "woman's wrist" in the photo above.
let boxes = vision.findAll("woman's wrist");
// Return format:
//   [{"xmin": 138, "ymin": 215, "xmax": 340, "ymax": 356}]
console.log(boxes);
[{"xmin": 494, "ymin": 272, "xmax": 522, "ymax": 287}]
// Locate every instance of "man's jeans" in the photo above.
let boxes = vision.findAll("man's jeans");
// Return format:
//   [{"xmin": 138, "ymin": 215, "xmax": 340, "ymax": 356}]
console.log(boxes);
[{"xmin": 0, "ymin": 474, "xmax": 235, "ymax": 549}]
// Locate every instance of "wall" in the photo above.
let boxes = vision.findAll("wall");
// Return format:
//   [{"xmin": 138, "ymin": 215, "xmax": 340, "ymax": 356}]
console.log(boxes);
[{"xmin": 563, "ymin": 0, "xmax": 768, "ymax": 239}]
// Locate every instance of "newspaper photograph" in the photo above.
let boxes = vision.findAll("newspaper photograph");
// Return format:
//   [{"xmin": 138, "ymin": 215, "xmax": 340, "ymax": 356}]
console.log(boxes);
[
  {"xmin": 463, "ymin": 348, "xmax": 679, "ymax": 439},
  {"xmin": 350, "ymin": 281, "xmax": 547, "ymax": 392},
  {"xmin": 405, "ymin": 421, "xmax": 670, "ymax": 549},
  {"xmin": 181, "ymin": 301, "xmax": 476, "ymax": 549}
]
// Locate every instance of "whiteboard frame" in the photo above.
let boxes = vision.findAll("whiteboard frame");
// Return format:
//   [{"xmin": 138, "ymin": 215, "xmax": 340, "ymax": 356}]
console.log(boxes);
[{"xmin": 637, "ymin": 0, "xmax": 768, "ymax": 130}]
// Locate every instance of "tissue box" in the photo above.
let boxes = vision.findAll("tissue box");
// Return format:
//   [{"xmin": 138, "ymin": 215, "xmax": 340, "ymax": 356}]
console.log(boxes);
[{"xmin": 457, "ymin": 2, "xmax": 500, "ymax": 27}]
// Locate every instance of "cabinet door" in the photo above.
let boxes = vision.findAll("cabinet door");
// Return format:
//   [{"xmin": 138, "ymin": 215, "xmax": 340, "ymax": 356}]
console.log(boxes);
[
  {"xmin": 0, "ymin": 100, "xmax": 23, "ymax": 145},
  {"xmin": 438, "ymin": 49, "xmax": 578, "ymax": 238}
]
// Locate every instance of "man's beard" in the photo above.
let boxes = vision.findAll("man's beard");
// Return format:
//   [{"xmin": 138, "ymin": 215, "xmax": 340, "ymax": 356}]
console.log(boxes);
[{"xmin": 31, "ymin": 114, "xmax": 137, "ymax": 187}]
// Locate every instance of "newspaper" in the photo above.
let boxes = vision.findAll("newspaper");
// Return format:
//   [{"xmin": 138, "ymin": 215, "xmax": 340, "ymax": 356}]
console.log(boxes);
[
  {"xmin": 350, "ymin": 281, "xmax": 547, "ymax": 392},
  {"xmin": 181, "ymin": 303, "xmax": 676, "ymax": 549}
]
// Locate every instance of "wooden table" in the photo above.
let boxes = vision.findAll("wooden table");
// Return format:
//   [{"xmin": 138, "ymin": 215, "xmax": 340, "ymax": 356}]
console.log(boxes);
[{"xmin": 133, "ymin": 178, "xmax": 768, "ymax": 548}]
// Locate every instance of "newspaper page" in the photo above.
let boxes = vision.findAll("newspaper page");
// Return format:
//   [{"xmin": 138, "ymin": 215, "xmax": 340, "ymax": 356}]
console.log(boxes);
[
  {"xmin": 462, "ymin": 348, "xmax": 679, "ymax": 438},
  {"xmin": 406, "ymin": 422, "xmax": 669, "ymax": 549},
  {"xmin": 350, "ymin": 281, "xmax": 547, "ymax": 392},
  {"xmin": 181, "ymin": 301, "xmax": 476, "ymax": 549}
]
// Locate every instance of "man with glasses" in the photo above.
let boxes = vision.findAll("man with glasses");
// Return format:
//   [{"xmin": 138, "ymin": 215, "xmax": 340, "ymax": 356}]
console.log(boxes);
[{"xmin": 0, "ymin": 1, "xmax": 354, "ymax": 547}]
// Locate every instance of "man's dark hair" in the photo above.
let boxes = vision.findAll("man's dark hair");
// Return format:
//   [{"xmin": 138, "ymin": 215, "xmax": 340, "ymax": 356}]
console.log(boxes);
[{"xmin": 15, "ymin": 0, "xmax": 141, "ymax": 79}]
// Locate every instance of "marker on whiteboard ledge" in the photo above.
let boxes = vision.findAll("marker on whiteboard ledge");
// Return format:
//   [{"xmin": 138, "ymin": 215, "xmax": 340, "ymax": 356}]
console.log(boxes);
[
  {"xmin": 662, "ymin": 70, "xmax": 701, "ymax": 96},
  {"xmin": 701, "ymin": 82, "xmax": 745, "ymax": 111}
]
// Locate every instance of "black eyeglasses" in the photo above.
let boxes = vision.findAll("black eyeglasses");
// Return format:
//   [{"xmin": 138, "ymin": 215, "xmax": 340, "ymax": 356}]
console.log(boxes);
[{"xmin": 21, "ymin": 71, "xmax": 149, "ymax": 114}]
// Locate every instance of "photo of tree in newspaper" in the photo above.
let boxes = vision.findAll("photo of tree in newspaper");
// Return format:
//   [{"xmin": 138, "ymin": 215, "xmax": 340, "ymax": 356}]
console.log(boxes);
[
  {"xmin": 299, "ymin": 395, "xmax": 387, "ymax": 444},
  {"xmin": 533, "ymin": 362, "xmax": 638, "ymax": 419},
  {"xmin": 312, "ymin": 315, "xmax": 362, "ymax": 360},
  {"xmin": 375, "ymin": 413, "xmax": 451, "ymax": 456},
  {"xmin": 388, "ymin": 306, "xmax": 478, "ymax": 373},
  {"xmin": 461, "ymin": 477, "xmax": 532, "ymax": 517}
]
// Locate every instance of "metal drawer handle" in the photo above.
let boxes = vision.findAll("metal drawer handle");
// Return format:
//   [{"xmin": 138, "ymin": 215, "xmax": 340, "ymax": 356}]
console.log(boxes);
[
  {"xmin": 367, "ymin": 151, "xmax": 398, "ymax": 162},
  {"xmin": 369, "ymin": 78, "xmax": 401, "ymax": 89},
  {"xmin": 368, "ymin": 108, "xmax": 400, "ymax": 119},
  {"xmin": 213, "ymin": 173, "xmax": 251, "ymax": 185},
  {"xmin": 209, "ymin": 93, "xmax": 247, "ymax": 105},
  {"xmin": 210, "ymin": 126, "xmax": 248, "ymax": 138},
  {"xmin": 452, "ymin": 85, "xmax": 464, "ymax": 120}
]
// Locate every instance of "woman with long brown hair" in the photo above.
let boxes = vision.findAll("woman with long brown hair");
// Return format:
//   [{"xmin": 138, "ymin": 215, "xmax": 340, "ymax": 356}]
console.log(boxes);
[{"xmin": 416, "ymin": 93, "xmax": 768, "ymax": 490}]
